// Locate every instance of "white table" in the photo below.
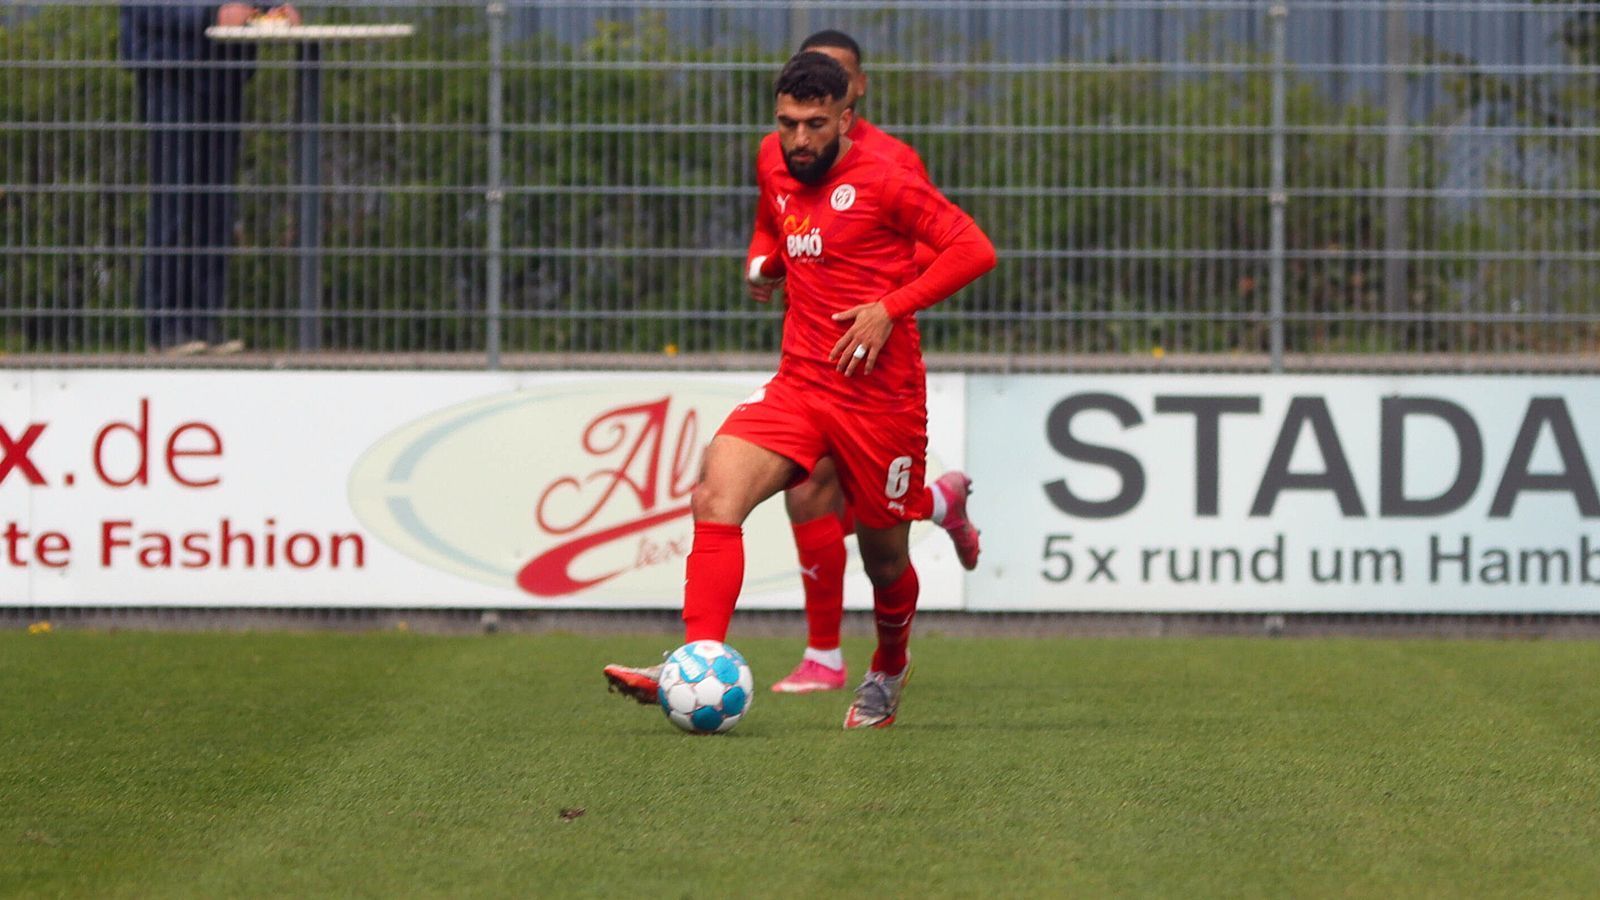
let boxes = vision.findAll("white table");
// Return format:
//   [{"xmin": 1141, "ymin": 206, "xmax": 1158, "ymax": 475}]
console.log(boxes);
[{"xmin": 207, "ymin": 24, "xmax": 414, "ymax": 350}]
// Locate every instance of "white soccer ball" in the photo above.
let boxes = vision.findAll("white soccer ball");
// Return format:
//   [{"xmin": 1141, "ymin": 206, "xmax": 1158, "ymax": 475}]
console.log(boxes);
[{"xmin": 657, "ymin": 640, "xmax": 755, "ymax": 734}]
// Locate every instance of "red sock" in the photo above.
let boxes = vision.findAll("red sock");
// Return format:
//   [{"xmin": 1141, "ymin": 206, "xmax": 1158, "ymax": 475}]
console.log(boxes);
[
  {"xmin": 681, "ymin": 522, "xmax": 744, "ymax": 643},
  {"xmin": 909, "ymin": 482, "xmax": 935, "ymax": 521},
  {"xmin": 791, "ymin": 514, "xmax": 847, "ymax": 652},
  {"xmin": 871, "ymin": 564, "xmax": 919, "ymax": 675}
]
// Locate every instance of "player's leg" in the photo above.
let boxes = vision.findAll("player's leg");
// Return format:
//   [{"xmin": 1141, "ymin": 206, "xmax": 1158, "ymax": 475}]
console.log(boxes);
[
  {"xmin": 772, "ymin": 457, "xmax": 850, "ymax": 693},
  {"xmin": 681, "ymin": 434, "xmax": 801, "ymax": 641},
  {"xmin": 820, "ymin": 404, "xmax": 930, "ymax": 728},
  {"xmin": 844, "ymin": 521, "xmax": 918, "ymax": 729},
  {"xmin": 606, "ymin": 381, "xmax": 822, "ymax": 705},
  {"xmin": 603, "ymin": 435, "xmax": 797, "ymax": 704}
]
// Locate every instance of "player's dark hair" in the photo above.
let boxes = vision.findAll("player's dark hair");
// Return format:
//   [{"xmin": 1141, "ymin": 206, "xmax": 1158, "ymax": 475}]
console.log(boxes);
[
  {"xmin": 798, "ymin": 29, "xmax": 863, "ymax": 66},
  {"xmin": 773, "ymin": 51, "xmax": 850, "ymax": 103}
]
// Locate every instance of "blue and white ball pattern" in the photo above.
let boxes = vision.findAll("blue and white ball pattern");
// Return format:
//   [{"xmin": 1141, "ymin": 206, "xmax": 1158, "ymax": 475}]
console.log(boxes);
[{"xmin": 658, "ymin": 640, "xmax": 755, "ymax": 734}]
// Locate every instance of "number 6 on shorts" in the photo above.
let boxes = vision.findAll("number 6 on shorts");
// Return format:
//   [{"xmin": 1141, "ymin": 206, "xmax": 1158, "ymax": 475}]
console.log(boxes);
[{"xmin": 884, "ymin": 455, "xmax": 913, "ymax": 499}]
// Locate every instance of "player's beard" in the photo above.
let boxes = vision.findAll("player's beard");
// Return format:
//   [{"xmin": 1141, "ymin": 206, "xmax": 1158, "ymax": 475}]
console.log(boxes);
[{"xmin": 785, "ymin": 135, "xmax": 841, "ymax": 185}]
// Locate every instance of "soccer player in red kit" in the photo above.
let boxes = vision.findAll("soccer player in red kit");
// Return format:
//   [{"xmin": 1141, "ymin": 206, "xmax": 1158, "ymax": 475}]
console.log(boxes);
[
  {"xmin": 604, "ymin": 51, "xmax": 995, "ymax": 728},
  {"xmin": 749, "ymin": 31, "xmax": 981, "ymax": 696}
]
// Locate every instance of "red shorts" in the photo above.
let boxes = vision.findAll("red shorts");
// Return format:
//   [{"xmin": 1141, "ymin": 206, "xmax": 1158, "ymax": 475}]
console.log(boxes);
[{"xmin": 717, "ymin": 375, "xmax": 932, "ymax": 529}]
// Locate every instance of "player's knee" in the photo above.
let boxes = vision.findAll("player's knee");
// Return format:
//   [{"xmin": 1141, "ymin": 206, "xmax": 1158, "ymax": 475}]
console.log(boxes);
[
  {"xmin": 691, "ymin": 481, "xmax": 740, "ymax": 524},
  {"xmin": 861, "ymin": 553, "xmax": 910, "ymax": 588}
]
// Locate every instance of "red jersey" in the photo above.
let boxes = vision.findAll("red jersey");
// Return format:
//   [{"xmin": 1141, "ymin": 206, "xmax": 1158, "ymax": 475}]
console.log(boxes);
[
  {"xmin": 753, "ymin": 141, "xmax": 982, "ymax": 409},
  {"xmin": 750, "ymin": 118, "xmax": 937, "ymax": 277}
]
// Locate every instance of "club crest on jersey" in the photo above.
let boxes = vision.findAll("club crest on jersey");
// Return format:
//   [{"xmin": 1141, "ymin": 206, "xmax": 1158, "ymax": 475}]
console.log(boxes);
[
  {"xmin": 830, "ymin": 184, "xmax": 856, "ymax": 211},
  {"xmin": 783, "ymin": 214, "xmax": 823, "ymax": 260}
]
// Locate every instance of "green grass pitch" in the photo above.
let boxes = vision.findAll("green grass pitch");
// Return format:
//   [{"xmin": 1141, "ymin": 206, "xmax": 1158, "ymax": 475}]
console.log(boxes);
[{"xmin": 3, "ymin": 630, "xmax": 1599, "ymax": 897}]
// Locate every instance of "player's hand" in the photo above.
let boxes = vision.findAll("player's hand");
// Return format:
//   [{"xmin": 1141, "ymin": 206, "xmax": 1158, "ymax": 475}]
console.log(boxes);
[
  {"xmin": 829, "ymin": 301, "xmax": 893, "ymax": 376},
  {"xmin": 747, "ymin": 278, "xmax": 784, "ymax": 304},
  {"xmin": 216, "ymin": 3, "xmax": 256, "ymax": 26},
  {"xmin": 746, "ymin": 254, "xmax": 784, "ymax": 304}
]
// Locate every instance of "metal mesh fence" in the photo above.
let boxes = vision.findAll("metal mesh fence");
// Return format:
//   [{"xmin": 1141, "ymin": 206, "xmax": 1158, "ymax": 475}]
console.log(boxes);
[{"xmin": 4, "ymin": 1, "xmax": 1599, "ymax": 371}]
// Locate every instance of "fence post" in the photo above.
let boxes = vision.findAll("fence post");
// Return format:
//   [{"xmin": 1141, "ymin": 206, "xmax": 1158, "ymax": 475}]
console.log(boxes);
[
  {"xmin": 485, "ymin": 1, "xmax": 506, "ymax": 370},
  {"xmin": 1384, "ymin": 1, "xmax": 1409, "ymax": 324},
  {"xmin": 296, "ymin": 43, "xmax": 323, "ymax": 351},
  {"xmin": 1268, "ymin": 3, "xmax": 1288, "ymax": 373}
]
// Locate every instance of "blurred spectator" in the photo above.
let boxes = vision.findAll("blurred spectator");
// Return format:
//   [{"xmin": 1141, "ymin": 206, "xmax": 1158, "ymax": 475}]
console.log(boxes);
[{"xmin": 120, "ymin": 2, "xmax": 298, "ymax": 355}]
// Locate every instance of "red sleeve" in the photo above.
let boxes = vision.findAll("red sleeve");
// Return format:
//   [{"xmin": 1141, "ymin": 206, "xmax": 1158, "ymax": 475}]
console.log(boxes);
[
  {"xmin": 745, "ymin": 190, "xmax": 783, "ymax": 282},
  {"xmin": 745, "ymin": 141, "xmax": 785, "ymax": 282},
  {"xmin": 879, "ymin": 173, "xmax": 997, "ymax": 319}
]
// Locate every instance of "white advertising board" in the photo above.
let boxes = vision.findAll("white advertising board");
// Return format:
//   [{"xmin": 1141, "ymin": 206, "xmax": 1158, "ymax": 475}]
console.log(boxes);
[
  {"xmin": 966, "ymin": 375, "xmax": 1600, "ymax": 612},
  {"xmin": 0, "ymin": 371, "xmax": 966, "ymax": 609}
]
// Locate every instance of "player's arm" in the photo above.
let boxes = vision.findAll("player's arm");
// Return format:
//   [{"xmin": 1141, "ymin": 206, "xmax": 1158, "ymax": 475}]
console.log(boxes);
[
  {"xmin": 878, "ymin": 216, "xmax": 995, "ymax": 319},
  {"xmin": 878, "ymin": 155, "xmax": 995, "ymax": 319},
  {"xmin": 745, "ymin": 223, "xmax": 785, "ymax": 304},
  {"xmin": 745, "ymin": 167, "xmax": 786, "ymax": 304},
  {"xmin": 831, "ymin": 175, "xmax": 997, "ymax": 375}
]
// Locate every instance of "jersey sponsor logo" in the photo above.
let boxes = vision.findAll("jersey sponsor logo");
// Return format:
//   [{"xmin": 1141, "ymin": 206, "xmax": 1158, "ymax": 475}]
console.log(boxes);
[
  {"xmin": 830, "ymin": 184, "xmax": 856, "ymax": 211},
  {"xmin": 786, "ymin": 230, "xmax": 823, "ymax": 259},
  {"xmin": 783, "ymin": 213, "xmax": 823, "ymax": 260}
]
